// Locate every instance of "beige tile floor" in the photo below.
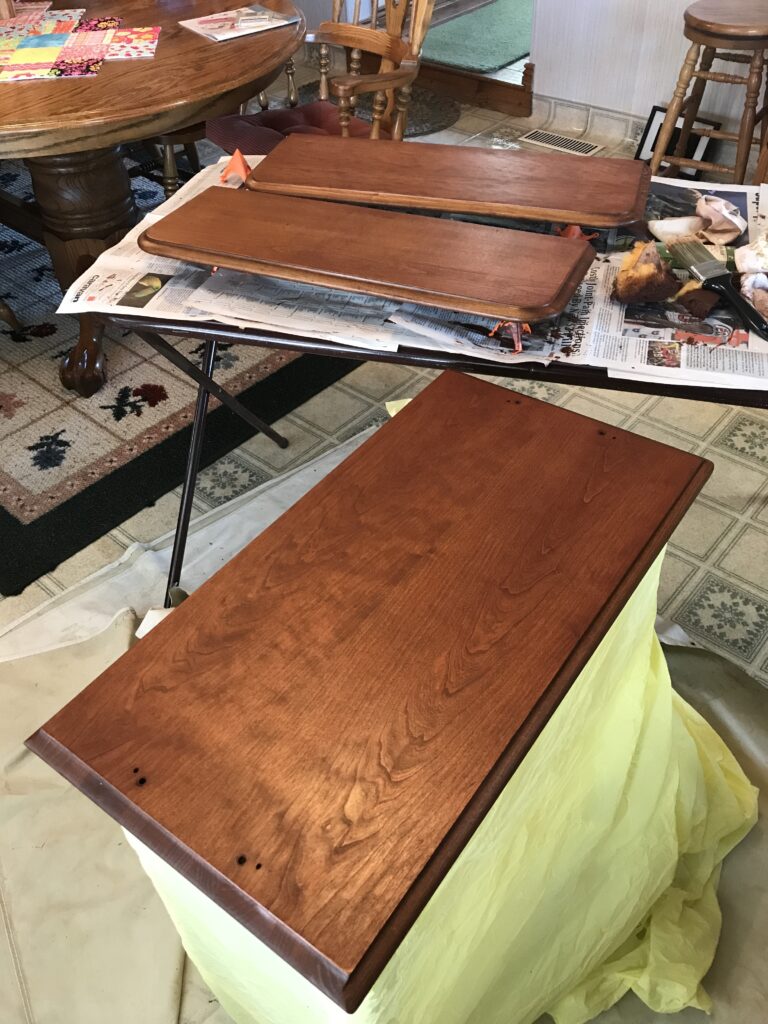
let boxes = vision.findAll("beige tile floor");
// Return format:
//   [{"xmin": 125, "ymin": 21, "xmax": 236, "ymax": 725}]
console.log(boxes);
[{"xmin": 2, "ymin": 74, "xmax": 768, "ymax": 690}]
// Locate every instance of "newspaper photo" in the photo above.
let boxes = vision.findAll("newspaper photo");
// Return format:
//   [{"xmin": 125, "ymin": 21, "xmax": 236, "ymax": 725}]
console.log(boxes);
[{"xmin": 58, "ymin": 161, "xmax": 237, "ymax": 325}]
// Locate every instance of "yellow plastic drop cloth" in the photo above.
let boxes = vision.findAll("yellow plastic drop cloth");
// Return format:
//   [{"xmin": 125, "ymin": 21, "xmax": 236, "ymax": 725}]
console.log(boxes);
[{"xmin": 125, "ymin": 554, "xmax": 757, "ymax": 1024}]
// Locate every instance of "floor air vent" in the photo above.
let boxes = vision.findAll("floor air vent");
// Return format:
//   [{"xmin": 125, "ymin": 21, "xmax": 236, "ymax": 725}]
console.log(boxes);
[{"xmin": 517, "ymin": 130, "xmax": 603, "ymax": 156}]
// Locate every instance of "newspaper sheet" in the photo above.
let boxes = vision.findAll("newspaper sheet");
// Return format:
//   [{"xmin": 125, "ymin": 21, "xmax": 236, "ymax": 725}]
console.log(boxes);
[
  {"xmin": 570, "ymin": 176, "xmax": 768, "ymax": 387},
  {"xmin": 580, "ymin": 250, "xmax": 768, "ymax": 384},
  {"xmin": 528, "ymin": 176, "xmax": 768, "ymax": 387},
  {"xmin": 58, "ymin": 160, "xmax": 245, "ymax": 324},
  {"xmin": 186, "ymin": 268, "xmax": 414, "ymax": 352},
  {"xmin": 189, "ymin": 274, "xmax": 550, "ymax": 364}
]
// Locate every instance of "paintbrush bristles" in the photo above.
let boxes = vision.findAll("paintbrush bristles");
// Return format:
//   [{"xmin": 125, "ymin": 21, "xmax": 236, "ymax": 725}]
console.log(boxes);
[
  {"xmin": 668, "ymin": 240, "xmax": 727, "ymax": 282},
  {"xmin": 669, "ymin": 240, "xmax": 712, "ymax": 264}
]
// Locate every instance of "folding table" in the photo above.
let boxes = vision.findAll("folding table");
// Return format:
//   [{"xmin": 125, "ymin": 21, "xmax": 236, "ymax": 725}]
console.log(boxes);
[{"xmin": 98, "ymin": 145, "xmax": 768, "ymax": 606}]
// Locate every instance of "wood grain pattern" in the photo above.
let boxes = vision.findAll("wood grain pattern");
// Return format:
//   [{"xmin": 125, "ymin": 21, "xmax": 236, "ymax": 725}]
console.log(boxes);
[
  {"xmin": 310, "ymin": 21, "xmax": 411, "ymax": 62},
  {"xmin": 138, "ymin": 187, "xmax": 596, "ymax": 321},
  {"xmin": 686, "ymin": 1, "xmax": 768, "ymax": 39},
  {"xmin": 245, "ymin": 136, "xmax": 651, "ymax": 225},
  {"xmin": 0, "ymin": 0, "xmax": 305, "ymax": 159},
  {"xmin": 27, "ymin": 372, "xmax": 711, "ymax": 1011}
]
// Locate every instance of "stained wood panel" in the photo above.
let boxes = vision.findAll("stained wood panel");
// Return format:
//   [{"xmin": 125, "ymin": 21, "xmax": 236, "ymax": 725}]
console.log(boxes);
[
  {"xmin": 27, "ymin": 372, "xmax": 712, "ymax": 1011},
  {"xmin": 138, "ymin": 187, "xmax": 596, "ymax": 321},
  {"xmin": 245, "ymin": 135, "xmax": 651, "ymax": 225},
  {"xmin": 686, "ymin": 0, "xmax": 768, "ymax": 38}
]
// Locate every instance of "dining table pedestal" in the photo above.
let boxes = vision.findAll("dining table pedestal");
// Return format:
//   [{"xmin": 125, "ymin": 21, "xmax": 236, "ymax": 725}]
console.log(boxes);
[{"xmin": 26, "ymin": 148, "xmax": 138, "ymax": 397}]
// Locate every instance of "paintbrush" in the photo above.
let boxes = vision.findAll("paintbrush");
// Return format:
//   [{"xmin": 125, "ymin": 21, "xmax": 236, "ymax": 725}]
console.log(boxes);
[{"xmin": 668, "ymin": 239, "xmax": 768, "ymax": 341}]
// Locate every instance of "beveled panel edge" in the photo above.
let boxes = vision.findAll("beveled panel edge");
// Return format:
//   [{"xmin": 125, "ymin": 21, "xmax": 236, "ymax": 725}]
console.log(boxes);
[
  {"xmin": 245, "ymin": 152, "xmax": 652, "ymax": 228},
  {"xmin": 137, "ymin": 225, "xmax": 596, "ymax": 322},
  {"xmin": 23, "ymin": 730, "xmax": 353, "ymax": 1009}
]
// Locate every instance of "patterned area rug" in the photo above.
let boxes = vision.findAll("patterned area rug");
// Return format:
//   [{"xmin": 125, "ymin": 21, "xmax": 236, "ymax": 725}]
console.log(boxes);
[
  {"xmin": 0, "ymin": 157, "xmax": 352, "ymax": 595},
  {"xmin": 292, "ymin": 82, "xmax": 461, "ymax": 137}
]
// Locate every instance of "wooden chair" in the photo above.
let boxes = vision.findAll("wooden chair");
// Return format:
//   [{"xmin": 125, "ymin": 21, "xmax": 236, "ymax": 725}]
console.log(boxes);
[
  {"xmin": 650, "ymin": 1, "xmax": 768, "ymax": 184},
  {"xmin": 206, "ymin": 0, "xmax": 437, "ymax": 156}
]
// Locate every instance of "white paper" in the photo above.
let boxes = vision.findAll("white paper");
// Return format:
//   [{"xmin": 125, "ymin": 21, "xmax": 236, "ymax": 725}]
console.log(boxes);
[
  {"xmin": 187, "ymin": 269, "xmax": 417, "ymax": 352},
  {"xmin": 58, "ymin": 159, "xmax": 255, "ymax": 323},
  {"xmin": 179, "ymin": 4, "xmax": 298, "ymax": 41}
]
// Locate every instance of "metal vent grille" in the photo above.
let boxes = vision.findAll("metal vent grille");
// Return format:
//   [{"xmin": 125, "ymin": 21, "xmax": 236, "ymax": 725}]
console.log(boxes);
[{"xmin": 517, "ymin": 130, "xmax": 603, "ymax": 156}]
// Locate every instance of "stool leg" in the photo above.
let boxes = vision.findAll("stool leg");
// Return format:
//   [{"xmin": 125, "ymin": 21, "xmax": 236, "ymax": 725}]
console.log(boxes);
[
  {"xmin": 735, "ymin": 49, "xmax": 764, "ymax": 183},
  {"xmin": 651, "ymin": 42, "xmax": 701, "ymax": 175},
  {"xmin": 674, "ymin": 46, "xmax": 714, "ymax": 159}
]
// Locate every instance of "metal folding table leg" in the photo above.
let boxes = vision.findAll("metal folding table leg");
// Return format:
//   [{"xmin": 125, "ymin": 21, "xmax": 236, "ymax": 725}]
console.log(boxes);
[
  {"xmin": 133, "ymin": 326, "xmax": 291, "ymax": 606},
  {"xmin": 136, "ymin": 328, "xmax": 289, "ymax": 450},
  {"xmin": 164, "ymin": 339, "xmax": 217, "ymax": 608}
]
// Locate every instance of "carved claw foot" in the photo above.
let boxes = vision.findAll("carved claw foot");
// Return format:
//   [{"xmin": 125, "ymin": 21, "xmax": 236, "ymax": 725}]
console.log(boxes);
[
  {"xmin": 60, "ymin": 316, "xmax": 107, "ymax": 397},
  {"xmin": 0, "ymin": 300, "xmax": 22, "ymax": 331}
]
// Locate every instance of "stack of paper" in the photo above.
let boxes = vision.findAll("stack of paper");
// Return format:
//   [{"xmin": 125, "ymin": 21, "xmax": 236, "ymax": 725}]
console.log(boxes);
[{"xmin": 179, "ymin": 4, "xmax": 299, "ymax": 42}]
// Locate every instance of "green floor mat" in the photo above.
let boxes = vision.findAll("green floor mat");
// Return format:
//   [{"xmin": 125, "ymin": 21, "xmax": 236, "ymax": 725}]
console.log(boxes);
[{"xmin": 422, "ymin": 0, "xmax": 532, "ymax": 75}]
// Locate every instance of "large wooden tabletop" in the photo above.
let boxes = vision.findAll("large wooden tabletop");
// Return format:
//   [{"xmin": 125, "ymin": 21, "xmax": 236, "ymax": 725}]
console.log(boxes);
[
  {"xmin": 0, "ymin": 0, "xmax": 305, "ymax": 158},
  {"xmin": 246, "ymin": 135, "xmax": 651, "ymax": 225},
  {"xmin": 27, "ymin": 373, "xmax": 711, "ymax": 1011}
]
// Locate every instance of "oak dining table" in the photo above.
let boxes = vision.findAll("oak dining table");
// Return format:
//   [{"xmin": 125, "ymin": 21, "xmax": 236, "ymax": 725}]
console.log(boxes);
[{"xmin": 0, "ymin": 0, "xmax": 305, "ymax": 395}]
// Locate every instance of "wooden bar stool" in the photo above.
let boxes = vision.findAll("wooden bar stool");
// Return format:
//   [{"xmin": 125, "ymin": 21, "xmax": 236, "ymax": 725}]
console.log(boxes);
[{"xmin": 650, "ymin": 1, "xmax": 768, "ymax": 183}]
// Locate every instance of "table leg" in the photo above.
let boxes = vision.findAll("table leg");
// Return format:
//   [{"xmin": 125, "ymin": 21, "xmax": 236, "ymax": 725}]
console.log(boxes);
[
  {"xmin": 25, "ymin": 147, "xmax": 137, "ymax": 397},
  {"xmin": 165, "ymin": 339, "xmax": 217, "ymax": 608}
]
